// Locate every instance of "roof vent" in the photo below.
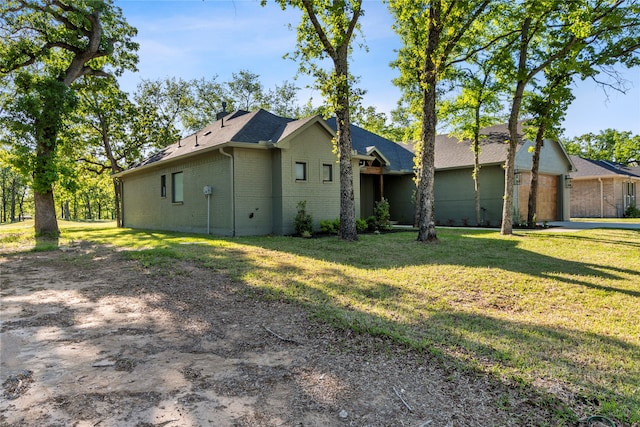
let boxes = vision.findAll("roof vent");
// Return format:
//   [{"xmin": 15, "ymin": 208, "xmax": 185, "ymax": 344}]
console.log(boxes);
[{"xmin": 216, "ymin": 101, "xmax": 229, "ymax": 124}]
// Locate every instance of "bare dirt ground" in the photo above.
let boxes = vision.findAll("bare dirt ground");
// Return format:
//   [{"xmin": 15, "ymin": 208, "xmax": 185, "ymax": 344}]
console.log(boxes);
[{"xmin": 0, "ymin": 243, "xmax": 558, "ymax": 426}]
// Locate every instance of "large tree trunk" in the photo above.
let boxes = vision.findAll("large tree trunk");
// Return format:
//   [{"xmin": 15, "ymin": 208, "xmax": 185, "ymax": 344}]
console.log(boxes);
[
  {"xmin": 502, "ymin": 105, "xmax": 521, "ymax": 235},
  {"xmin": 34, "ymin": 189, "xmax": 59, "ymax": 237},
  {"xmin": 85, "ymin": 194, "xmax": 93, "ymax": 220},
  {"xmin": 34, "ymin": 126, "xmax": 60, "ymax": 237},
  {"xmin": 501, "ymin": 17, "xmax": 531, "ymax": 236},
  {"xmin": 527, "ymin": 123, "xmax": 545, "ymax": 227},
  {"xmin": 473, "ymin": 108, "xmax": 482, "ymax": 226},
  {"xmin": 416, "ymin": 0, "xmax": 440, "ymax": 243},
  {"xmin": 474, "ymin": 143, "xmax": 481, "ymax": 226},
  {"xmin": 334, "ymin": 58, "xmax": 357, "ymax": 241}
]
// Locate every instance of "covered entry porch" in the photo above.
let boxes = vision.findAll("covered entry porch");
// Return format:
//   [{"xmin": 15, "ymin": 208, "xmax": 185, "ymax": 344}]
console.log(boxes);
[{"xmin": 359, "ymin": 154, "xmax": 415, "ymax": 225}]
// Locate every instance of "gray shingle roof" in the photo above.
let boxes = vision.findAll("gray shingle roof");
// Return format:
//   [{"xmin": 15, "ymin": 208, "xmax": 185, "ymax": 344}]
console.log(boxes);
[
  {"xmin": 325, "ymin": 118, "xmax": 415, "ymax": 172},
  {"xmin": 125, "ymin": 109, "xmax": 312, "ymax": 171},
  {"xmin": 569, "ymin": 155, "xmax": 640, "ymax": 179},
  {"xmin": 434, "ymin": 123, "xmax": 525, "ymax": 169}
]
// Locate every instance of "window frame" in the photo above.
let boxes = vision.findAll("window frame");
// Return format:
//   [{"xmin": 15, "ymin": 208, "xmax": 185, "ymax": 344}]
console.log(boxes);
[
  {"xmin": 160, "ymin": 174, "xmax": 167, "ymax": 198},
  {"xmin": 295, "ymin": 162, "xmax": 307, "ymax": 182},
  {"xmin": 171, "ymin": 171, "xmax": 184, "ymax": 203},
  {"xmin": 322, "ymin": 163, "xmax": 333, "ymax": 183}
]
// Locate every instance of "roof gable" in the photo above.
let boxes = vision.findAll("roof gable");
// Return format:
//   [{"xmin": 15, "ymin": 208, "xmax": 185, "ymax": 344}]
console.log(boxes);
[
  {"xmin": 325, "ymin": 118, "xmax": 415, "ymax": 172},
  {"xmin": 273, "ymin": 115, "xmax": 335, "ymax": 148}
]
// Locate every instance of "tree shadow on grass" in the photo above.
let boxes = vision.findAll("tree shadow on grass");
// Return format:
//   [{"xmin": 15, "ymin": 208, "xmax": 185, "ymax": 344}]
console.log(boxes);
[
  {"xmin": 18, "ymin": 226, "xmax": 637, "ymax": 422},
  {"xmin": 240, "ymin": 229, "xmax": 640, "ymax": 299},
  {"xmin": 4, "ymin": 229, "xmax": 639, "ymax": 424}
]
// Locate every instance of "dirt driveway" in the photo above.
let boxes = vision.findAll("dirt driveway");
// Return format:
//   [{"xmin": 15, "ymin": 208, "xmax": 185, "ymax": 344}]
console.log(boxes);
[{"xmin": 1, "ymin": 244, "xmax": 555, "ymax": 426}]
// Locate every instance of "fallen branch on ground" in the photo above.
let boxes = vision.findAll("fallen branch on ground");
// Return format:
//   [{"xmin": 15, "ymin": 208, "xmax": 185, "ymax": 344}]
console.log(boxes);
[
  {"xmin": 393, "ymin": 386, "xmax": 413, "ymax": 412},
  {"xmin": 262, "ymin": 325, "xmax": 301, "ymax": 345}
]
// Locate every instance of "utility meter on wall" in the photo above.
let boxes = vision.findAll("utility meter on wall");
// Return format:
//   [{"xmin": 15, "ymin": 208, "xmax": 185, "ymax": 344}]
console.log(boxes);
[{"xmin": 203, "ymin": 185, "xmax": 213, "ymax": 195}]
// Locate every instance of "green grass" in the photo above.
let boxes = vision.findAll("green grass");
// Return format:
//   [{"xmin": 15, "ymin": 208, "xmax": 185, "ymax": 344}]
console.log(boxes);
[{"xmin": 2, "ymin": 220, "xmax": 639, "ymax": 423}]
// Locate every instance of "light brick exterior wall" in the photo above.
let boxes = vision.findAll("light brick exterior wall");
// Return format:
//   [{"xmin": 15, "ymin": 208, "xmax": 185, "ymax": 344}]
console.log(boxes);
[
  {"xmin": 274, "ymin": 125, "xmax": 344, "ymax": 235},
  {"xmin": 121, "ymin": 121, "xmax": 355, "ymax": 236},
  {"xmin": 121, "ymin": 151, "xmax": 232, "ymax": 234},
  {"xmin": 571, "ymin": 178, "xmax": 626, "ymax": 218}
]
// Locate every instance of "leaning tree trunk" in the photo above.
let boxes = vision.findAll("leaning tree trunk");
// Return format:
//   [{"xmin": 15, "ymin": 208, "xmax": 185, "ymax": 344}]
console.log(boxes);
[
  {"xmin": 416, "ymin": 0, "xmax": 440, "ymax": 243},
  {"xmin": 527, "ymin": 124, "xmax": 545, "ymax": 228},
  {"xmin": 103, "ymin": 127, "xmax": 124, "ymax": 227}
]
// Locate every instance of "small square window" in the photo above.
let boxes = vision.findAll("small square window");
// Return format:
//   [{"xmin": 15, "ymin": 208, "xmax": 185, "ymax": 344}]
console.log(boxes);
[
  {"xmin": 322, "ymin": 164, "xmax": 333, "ymax": 182},
  {"xmin": 295, "ymin": 162, "xmax": 307, "ymax": 181},
  {"xmin": 172, "ymin": 171, "xmax": 183, "ymax": 203},
  {"xmin": 160, "ymin": 175, "xmax": 167, "ymax": 197}
]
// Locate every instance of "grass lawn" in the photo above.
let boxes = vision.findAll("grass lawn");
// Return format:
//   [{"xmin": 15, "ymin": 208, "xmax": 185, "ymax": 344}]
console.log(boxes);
[{"xmin": 2, "ymin": 220, "xmax": 639, "ymax": 424}]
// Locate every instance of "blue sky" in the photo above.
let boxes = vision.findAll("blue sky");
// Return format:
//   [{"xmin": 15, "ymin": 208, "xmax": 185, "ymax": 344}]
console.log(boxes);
[{"xmin": 114, "ymin": 0, "xmax": 640, "ymax": 139}]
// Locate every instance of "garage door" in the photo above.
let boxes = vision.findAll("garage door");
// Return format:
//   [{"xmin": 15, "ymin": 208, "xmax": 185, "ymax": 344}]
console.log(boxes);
[{"xmin": 518, "ymin": 174, "xmax": 558, "ymax": 221}]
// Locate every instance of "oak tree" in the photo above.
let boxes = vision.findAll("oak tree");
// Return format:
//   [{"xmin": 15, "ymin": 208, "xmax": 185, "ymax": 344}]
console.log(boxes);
[
  {"xmin": 0, "ymin": 0, "xmax": 138, "ymax": 236},
  {"xmin": 266, "ymin": 0, "xmax": 364, "ymax": 241},
  {"xmin": 389, "ymin": 0, "xmax": 494, "ymax": 242}
]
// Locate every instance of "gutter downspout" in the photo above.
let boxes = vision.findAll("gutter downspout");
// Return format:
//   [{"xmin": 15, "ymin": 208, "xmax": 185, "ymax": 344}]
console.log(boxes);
[
  {"xmin": 219, "ymin": 148, "xmax": 235, "ymax": 236},
  {"xmin": 598, "ymin": 177, "xmax": 604, "ymax": 218}
]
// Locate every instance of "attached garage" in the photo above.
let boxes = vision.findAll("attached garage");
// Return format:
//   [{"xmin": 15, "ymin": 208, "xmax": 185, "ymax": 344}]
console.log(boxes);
[
  {"xmin": 434, "ymin": 123, "xmax": 574, "ymax": 226},
  {"xmin": 518, "ymin": 173, "xmax": 559, "ymax": 221}
]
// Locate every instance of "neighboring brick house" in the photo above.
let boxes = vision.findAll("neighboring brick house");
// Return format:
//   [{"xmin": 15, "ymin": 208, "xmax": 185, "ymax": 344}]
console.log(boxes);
[{"xmin": 569, "ymin": 155, "xmax": 640, "ymax": 218}]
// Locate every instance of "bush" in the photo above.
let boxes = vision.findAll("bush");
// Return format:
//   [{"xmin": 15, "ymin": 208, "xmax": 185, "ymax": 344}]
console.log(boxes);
[
  {"xmin": 624, "ymin": 203, "xmax": 640, "ymax": 218},
  {"xmin": 294, "ymin": 201, "xmax": 313, "ymax": 236},
  {"xmin": 356, "ymin": 218, "xmax": 368, "ymax": 233},
  {"xmin": 374, "ymin": 198, "xmax": 391, "ymax": 231},
  {"xmin": 320, "ymin": 219, "xmax": 337, "ymax": 234},
  {"xmin": 366, "ymin": 216, "xmax": 377, "ymax": 231}
]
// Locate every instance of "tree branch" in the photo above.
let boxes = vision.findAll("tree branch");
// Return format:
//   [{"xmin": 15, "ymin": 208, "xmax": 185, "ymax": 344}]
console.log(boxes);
[
  {"xmin": 300, "ymin": 0, "xmax": 338, "ymax": 60},
  {"xmin": 442, "ymin": 0, "xmax": 491, "ymax": 61}
]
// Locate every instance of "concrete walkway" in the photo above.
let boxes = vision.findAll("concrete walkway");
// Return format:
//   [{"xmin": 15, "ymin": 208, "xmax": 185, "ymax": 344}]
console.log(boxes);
[{"xmin": 546, "ymin": 221, "xmax": 640, "ymax": 231}]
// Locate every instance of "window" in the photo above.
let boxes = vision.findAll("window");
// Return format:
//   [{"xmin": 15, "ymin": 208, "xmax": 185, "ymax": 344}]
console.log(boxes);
[
  {"xmin": 625, "ymin": 182, "xmax": 636, "ymax": 209},
  {"xmin": 160, "ymin": 175, "xmax": 167, "ymax": 197},
  {"xmin": 172, "ymin": 171, "xmax": 183, "ymax": 203},
  {"xmin": 295, "ymin": 162, "xmax": 307, "ymax": 181},
  {"xmin": 322, "ymin": 164, "xmax": 333, "ymax": 182}
]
